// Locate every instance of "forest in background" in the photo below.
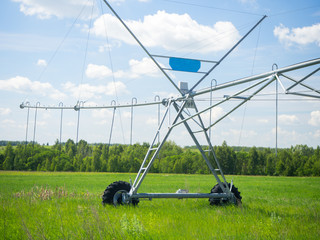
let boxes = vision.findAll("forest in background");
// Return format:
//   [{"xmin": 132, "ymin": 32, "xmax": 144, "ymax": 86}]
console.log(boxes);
[{"xmin": 0, "ymin": 139, "xmax": 319, "ymax": 176}]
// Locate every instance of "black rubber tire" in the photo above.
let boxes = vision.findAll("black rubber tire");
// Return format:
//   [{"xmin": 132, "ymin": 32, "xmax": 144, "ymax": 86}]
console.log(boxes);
[
  {"xmin": 102, "ymin": 181, "xmax": 139, "ymax": 206},
  {"xmin": 209, "ymin": 183, "xmax": 242, "ymax": 206}
]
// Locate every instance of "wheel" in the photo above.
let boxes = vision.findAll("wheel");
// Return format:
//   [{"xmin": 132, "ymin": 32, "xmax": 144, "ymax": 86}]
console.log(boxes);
[
  {"xmin": 102, "ymin": 181, "xmax": 139, "ymax": 206},
  {"xmin": 209, "ymin": 183, "xmax": 242, "ymax": 206}
]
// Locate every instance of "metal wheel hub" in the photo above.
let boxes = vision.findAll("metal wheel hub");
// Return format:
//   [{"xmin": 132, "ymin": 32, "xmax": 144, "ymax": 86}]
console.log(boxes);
[{"xmin": 113, "ymin": 190, "xmax": 130, "ymax": 206}]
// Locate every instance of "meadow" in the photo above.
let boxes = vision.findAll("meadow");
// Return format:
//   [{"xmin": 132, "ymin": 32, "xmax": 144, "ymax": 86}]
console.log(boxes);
[{"xmin": 0, "ymin": 171, "xmax": 319, "ymax": 239}]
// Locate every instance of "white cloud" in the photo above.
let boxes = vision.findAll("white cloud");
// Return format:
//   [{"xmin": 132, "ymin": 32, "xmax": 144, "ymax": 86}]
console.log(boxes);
[
  {"xmin": 228, "ymin": 129, "xmax": 258, "ymax": 138},
  {"xmin": 94, "ymin": 119, "xmax": 108, "ymax": 125},
  {"xmin": 62, "ymin": 80, "xmax": 129, "ymax": 99},
  {"xmin": 91, "ymin": 11, "xmax": 241, "ymax": 53},
  {"xmin": 274, "ymin": 23, "xmax": 320, "ymax": 47},
  {"xmin": 128, "ymin": 57, "xmax": 161, "ymax": 78},
  {"xmin": 92, "ymin": 109, "xmax": 113, "ymax": 125},
  {"xmin": 314, "ymin": 130, "xmax": 320, "ymax": 138},
  {"xmin": 201, "ymin": 106, "xmax": 225, "ymax": 123},
  {"xmin": 86, "ymin": 63, "xmax": 125, "ymax": 79},
  {"xmin": 37, "ymin": 59, "xmax": 47, "ymax": 66},
  {"xmin": 0, "ymin": 108, "xmax": 11, "ymax": 116},
  {"xmin": 272, "ymin": 127, "xmax": 298, "ymax": 140},
  {"xmin": 278, "ymin": 114, "xmax": 299, "ymax": 125},
  {"xmin": 92, "ymin": 109, "xmax": 114, "ymax": 119},
  {"xmin": 12, "ymin": 0, "xmax": 97, "ymax": 19},
  {"xmin": 238, "ymin": 0, "xmax": 256, "ymax": 3},
  {"xmin": 98, "ymin": 43, "xmax": 122, "ymax": 52},
  {"xmin": 40, "ymin": 111, "xmax": 52, "ymax": 120},
  {"xmin": 0, "ymin": 76, "xmax": 66, "ymax": 100},
  {"xmin": 86, "ymin": 64, "xmax": 113, "ymax": 79},
  {"xmin": 308, "ymin": 110, "xmax": 320, "ymax": 126},
  {"xmin": 109, "ymin": 0, "xmax": 125, "ymax": 4},
  {"xmin": 258, "ymin": 119, "xmax": 269, "ymax": 124},
  {"xmin": 146, "ymin": 117, "xmax": 158, "ymax": 125},
  {"xmin": 122, "ymin": 111, "xmax": 131, "ymax": 119},
  {"xmin": 66, "ymin": 121, "xmax": 76, "ymax": 127},
  {"xmin": 35, "ymin": 120, "xmax": 47, "ymax": 127},
  {"xmin": 238, "ymin": 0, "xmax": 258, "ymax": 8},
  {"xmin": 86, "ymin": 57, "xmax": 162, "ymax": 80},
  {"xmin": 2, "ymin": 119, "xmax": 15, "ymax": 125},
  {"xmin": 153, "ymin": 91, "xmax": 178, "ymax": 98}
]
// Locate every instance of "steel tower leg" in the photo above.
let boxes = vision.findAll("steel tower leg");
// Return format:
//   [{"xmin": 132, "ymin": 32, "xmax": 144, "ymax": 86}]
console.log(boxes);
[
  {"xmin": 129, "ymin": 96, "xmax": 232, "ymax": 196},
  {"xmin": 129, "ymin": 99, "xmax": 188, "ymax": 195},
  {"xmin": 172, "ymin": 101, "xmax": 230, "ymax": 194}
]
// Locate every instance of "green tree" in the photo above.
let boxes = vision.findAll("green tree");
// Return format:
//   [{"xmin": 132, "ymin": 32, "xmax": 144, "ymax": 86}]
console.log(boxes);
[
  {"xmin": 312, "ymin": 146, "xmax": 320, "ymax": 176},
  {"xmin": 13, "ymin": 144, "xmax": 28, "ymax": 170},
  {"xmin": 3, "ymin": 143, "xmax": 14, "ymax": 170},
  {"xmin": 236, "ymin": 150, "xmax": 249, "ymax": 175},
  {"xmin": 91, "ymin": 145, "xmax": 102, "ymax": 172},
  {"xmin": 65, "ymin": 139, "xmax": 76, "ymax": 158},
  {"xmin": 0, "ymin": 152, "xmax": 4, "ymax": 170},
  {"xmin": 265, "ymin": 153, "xmax": 275, "ymax": 176},
  {"xmin": 52, "ymin": 139, "xmax": 62, "ymax": 151},
  {"xmin": 100, "ymin": 144, "xmax": 108, "ymax": 172},
  {"xmin": 108, "ymin": 155, "xmax": 119, "ymax": 172},
  {"xmin": 275, "ymin": 150, "xmax": 290, "ymax": 175},
  {"xmin": 248, "ymin": 146, "xmax": 259, "ymax": 175},
  {"xmin": 215, "ymin": 141, "xmax": 236, "ymax": 174}
]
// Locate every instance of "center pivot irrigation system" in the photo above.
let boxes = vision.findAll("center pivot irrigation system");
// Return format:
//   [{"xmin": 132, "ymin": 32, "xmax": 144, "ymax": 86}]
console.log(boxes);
[
  {"xmin": 99, "ymin": 1, "xmax": 320, "ymax": 206},
  {"xmin": 20, "ymin": 0, "xmax": 320, "ymax": 206}
]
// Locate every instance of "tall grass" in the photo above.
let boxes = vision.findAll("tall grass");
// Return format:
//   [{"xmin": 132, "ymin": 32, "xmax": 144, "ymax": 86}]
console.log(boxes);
[{"xmin": 0, "ymin": 171, "xmax": 319, "ymax": 239}]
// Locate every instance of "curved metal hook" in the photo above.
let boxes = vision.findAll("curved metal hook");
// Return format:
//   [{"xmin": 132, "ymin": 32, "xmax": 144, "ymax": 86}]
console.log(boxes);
[
  {"xmin": 211, "ymin": 79, "xmax": 217, "ymax": 89},
  {"xmin": 154, "ymin": 95, "xmax": 160, "ymax": 102},
  {"xmin": 272, "ymin": 63, "xmax": 278, "ymax": 71},
  {"xmin": 131, "ymin": 97, "xmax": 137, "ymax": 105},
  {"xmin": 111, "ymin": 100, "xmax": 116, "ymax": 107},
  {"xmin": 74, "ymin": 101, "xmax": 85, "ymax": 111},
  {"xmin": 20, "ymin": 101, "xmax": 30, "ymax": 109}
]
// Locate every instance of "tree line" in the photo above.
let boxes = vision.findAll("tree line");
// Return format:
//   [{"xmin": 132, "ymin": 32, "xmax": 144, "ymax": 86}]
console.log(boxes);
[{"xmin": 0, "ymin": 139, "xmax": 319, "ymax": 176}]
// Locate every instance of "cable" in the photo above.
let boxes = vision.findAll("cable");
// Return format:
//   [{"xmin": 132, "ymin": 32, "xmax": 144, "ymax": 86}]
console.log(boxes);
[
  {"xmin": 180, "ymin": 21, "xmax": 255, "ymax": 57},
  {"xmin": 158, "ymin": 19, "xmax": 259, "ymax": 58},
  {"xmin": 269, "ymin": 4, "xmax": 320, "ymax": 17},
  {"xmin": 78, "ymin": 0, "xmax": 95, "ymax": 101},
  {"xmin": 36, "ymin": 0, "xmax": 91, "ymax": 83},
  {"xmin": 99, "ymin": 0, "xmax": 126, "ymax": 144},
  {"xmin": 161, "ymin": 0, "xmax": 264, "ymax": 17},
  {"xmin": 238, "ymin": 22, "xmax": 262, "ymax": 145}
]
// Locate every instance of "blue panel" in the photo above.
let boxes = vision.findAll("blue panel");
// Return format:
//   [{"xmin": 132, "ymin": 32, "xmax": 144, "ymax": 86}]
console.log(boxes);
[{"xmin": 169, "ymin": 57, "xmax": 201, "ymax": 72}]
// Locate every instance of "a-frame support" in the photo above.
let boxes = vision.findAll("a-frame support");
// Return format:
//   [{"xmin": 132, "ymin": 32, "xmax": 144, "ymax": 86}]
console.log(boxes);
[
  {"xmin": 128, "ymin": 95, "xmax": 234, "ymax": 201},
  {"xmin": 99, "ymin": 0, "xmax": 268, "ymax": 205}
]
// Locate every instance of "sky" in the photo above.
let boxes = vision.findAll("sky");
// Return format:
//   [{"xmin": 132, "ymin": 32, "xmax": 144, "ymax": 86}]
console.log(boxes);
[{"xmin": 0, "ymin": 0, "xmax": 320, "ymax": 148}]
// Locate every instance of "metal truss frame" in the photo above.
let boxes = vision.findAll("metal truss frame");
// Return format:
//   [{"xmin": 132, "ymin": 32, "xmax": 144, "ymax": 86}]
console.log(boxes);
[{"xmin": 19, "ymin": 0, "xmax": 320, "ymax": 205}]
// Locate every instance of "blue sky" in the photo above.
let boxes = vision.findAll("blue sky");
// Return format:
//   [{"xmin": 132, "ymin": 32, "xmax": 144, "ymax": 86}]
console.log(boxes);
[{"xmin": 0, "ymin": 0, "xmax": 320, "ymax": 148}]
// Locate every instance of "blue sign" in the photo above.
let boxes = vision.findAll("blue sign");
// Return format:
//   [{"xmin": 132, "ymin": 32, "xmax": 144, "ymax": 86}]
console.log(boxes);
[{"xmin": 169, "ymin": 57, "xmax": 201, "ymax": 72}]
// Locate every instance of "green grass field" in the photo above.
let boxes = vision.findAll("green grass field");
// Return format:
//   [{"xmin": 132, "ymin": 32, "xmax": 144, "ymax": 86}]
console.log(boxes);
[{"xmin": 0, "ymin": 171, "xmax": 319, "ymax": 239}]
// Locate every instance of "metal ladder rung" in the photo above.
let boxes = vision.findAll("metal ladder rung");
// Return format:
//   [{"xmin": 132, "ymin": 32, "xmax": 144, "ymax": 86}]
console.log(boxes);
[
  {"xmin": 214, "ymin": 169, "xmax": 220, "ymax": 172},
  {"xmin": 192, "ymin": 129, "xmax": 205, "ymax": 134},
  {"xmin": 141, "ymin": 167, "xmax": 147, "ymax": 171},
  {"xmin": 149, "ymin": 147, "xmax": 158, "ymax": 151}
]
